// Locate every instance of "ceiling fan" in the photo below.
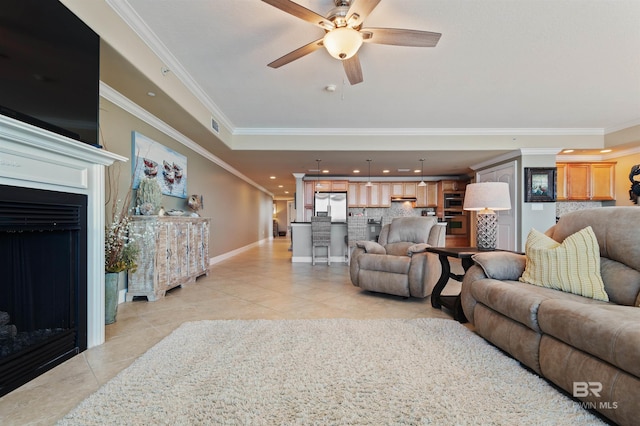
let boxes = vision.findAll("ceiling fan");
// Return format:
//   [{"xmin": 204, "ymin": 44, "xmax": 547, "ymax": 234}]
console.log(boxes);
[{"xmin": 262, "ymin": 0, "xmax": 442, "ymax": 85}]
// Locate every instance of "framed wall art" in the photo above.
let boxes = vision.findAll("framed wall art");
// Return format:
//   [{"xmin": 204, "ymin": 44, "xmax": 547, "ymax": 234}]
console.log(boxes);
[
  {"xmin": 131, "ymin": 131, "xmax": 187, "ymax": 199},
  {"xmin": 524, "ymin": 167, "xmax": 556, "ymax": 202}
]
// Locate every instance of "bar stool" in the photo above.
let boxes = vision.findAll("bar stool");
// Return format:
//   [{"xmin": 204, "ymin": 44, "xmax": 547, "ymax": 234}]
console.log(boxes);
[
  {"xmin": 346, "ymin": 216, "xmax": 368, "ymax": 264},
  {"xmin": 311, "ymin": 216, "xmax": 331, "ymax": 265}
]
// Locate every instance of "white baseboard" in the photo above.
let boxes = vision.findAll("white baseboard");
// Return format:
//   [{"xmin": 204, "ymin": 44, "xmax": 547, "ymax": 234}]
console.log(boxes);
[
  {"xmin": 209, "ymin": 237, "xmax": 270, "ymax": 265},
  {"xmin": 292, "ymin": 255, "xmax": 346, "ymax": 264}
]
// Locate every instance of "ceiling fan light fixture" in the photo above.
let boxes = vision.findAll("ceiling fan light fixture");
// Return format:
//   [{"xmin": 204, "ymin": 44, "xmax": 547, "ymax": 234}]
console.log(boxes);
[{"xmin": 323, "ymin": 27, "xmax": 363, "ymax": 60}]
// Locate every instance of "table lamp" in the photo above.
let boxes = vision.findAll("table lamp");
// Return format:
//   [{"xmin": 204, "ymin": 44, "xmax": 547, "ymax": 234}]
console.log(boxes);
[{"xmin": 463, "ymin": 182, "xmax": 511, "ymax": 250}]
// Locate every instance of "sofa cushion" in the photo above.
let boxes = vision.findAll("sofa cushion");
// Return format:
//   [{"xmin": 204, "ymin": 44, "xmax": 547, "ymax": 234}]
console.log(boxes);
[
  {"xmin": 358, "ymin": 253, "xmax": 411, "ymax": 274},
  {"xmin": 469, "ymin": 278, "xmax": 608, "ymax": 332},
  {"xmin": 519, "ymin": 226, "xmax": 609, "ymax": 302},
  {"xmin": 472, "ymin": 252, "xmax": 526, "ymax": 281},
  {"xmin": 356, "ymin": 240, "xmax": 386, "ymax": 255},
  {"xmin": 386, "ymin": 217, "xmax": 434, "ymax": 244},
  {"xmin": 548, "ymin": 207, "xmax": 640, "ymax": 305},
  {"xmin": 385, "ymin": 242, "xmax": 413, "ymax": 257},
  {"xmin": 538, "ymin": 299, "xmax": 640, "ymax": 378},
  {"xmin": 600, "ymin": 257, "xmax": 640, "ymax": 307}
]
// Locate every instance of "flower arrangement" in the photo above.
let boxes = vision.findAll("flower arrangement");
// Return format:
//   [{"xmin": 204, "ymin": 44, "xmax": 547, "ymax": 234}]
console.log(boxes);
[{"xmin": 105, "ymin": 200, "xmax": 140, "ymax": 273}]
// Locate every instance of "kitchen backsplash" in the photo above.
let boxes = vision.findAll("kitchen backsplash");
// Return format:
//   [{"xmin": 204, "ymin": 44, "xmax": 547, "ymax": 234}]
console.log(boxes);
[
  {"xmin": 556, "ymin": 201, "xmax": 602, "ymax": 217},
  {"xmin": 349, "ymin": 203, "xmax": 433, "ymax": 220}
]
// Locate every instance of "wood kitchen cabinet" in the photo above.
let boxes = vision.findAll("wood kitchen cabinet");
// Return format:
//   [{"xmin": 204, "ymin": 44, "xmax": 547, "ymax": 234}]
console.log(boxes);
[
  {"xmin": 378, "ymin": 183, "xmax": 391, "ymax": 207},
  {"xmin": 348, "ymin": 182, "xmax": 391, "ymax": 207},
  {"xmin": 416, "ymin": 182, "xmax": 438, "ymax": 207},
  {"xmin": 557, "ymin": 162, "xmax": 616, "ymax": 201},
  {"xmin": 391, "ymin": 182, "xmax": 417, "ymax": 198},
  {"xmin": 439, "ymin": 180, "xmax": 466, "ymax": 192},
  {"xmin": 127, "ymin": 216, "xmax": 210, "ymax": 301},
  {"xmin": 304, "ymin": 181, "xmax": 315, "ymax": 208},
  {"xmin": 368, "ymin": 182, "xmax": 391, "ymax": 207}
]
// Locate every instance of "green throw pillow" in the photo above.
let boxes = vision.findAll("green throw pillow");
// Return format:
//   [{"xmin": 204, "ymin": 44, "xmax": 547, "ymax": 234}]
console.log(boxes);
[{"xmin": 519, "ymin": 226, "xmax": 609, "ymax": 301}]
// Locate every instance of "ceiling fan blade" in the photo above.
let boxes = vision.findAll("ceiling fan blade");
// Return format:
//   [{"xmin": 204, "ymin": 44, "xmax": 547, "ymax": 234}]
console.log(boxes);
[
  {"xmin": 262, "ymin": 0, "xmax": 334, "ymax": 30},
  {"xmin": 346, "ymin": 0, "xmax": 381, "ymax": 28},
  {"xmin": 267, "ymin": 38, "xmax": 324, "ymax": 68},
  {"xmin": 361, "ymin": 28, "xmax": 441, "ymax": 47},
  {"xmin": 343, "ymin": 54, "xmax": 363, "ymax": 85}
]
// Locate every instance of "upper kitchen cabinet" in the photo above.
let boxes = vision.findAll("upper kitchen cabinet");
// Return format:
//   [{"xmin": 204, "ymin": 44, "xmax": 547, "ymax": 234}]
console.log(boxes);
[
  {"xmin": 439, "ymin": 180, "xmax": 467, "ymax": 192},
  {"xmin": 391, "ymin": 182, "xmax": 417, "ymax": 198},
  {"xmin": 305, "ymin": 180, "xmax": 349, "ymax": 206},
  {"xmin": 557, "ymin": 162, "xmax": 616, "ymax": 201},
  {"xmin": 369, "ymin": 183, "xmax": 391, "ymax": 207},
  {"xmin": 348, "ymin": 182, "xmax": 391, "ymax": 207},
  {"xmin": 416, "ymin": 182, "xmax": 438, "ymax": 207}
]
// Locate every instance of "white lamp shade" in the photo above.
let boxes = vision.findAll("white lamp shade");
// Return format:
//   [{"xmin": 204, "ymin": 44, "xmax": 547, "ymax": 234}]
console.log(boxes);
[
  {"xmin": 463, "ymin": 182, "xmax": 511, "ymax": 211},
  {"xmin": 323, "ymin": 27, "xmax": 363, "ymax": 60}
]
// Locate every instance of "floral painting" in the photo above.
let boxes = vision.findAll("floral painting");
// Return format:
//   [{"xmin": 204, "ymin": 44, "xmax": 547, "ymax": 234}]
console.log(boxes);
[{"xmin": 131, "ymin": 131, "xmax": 187, "ymax": 199}]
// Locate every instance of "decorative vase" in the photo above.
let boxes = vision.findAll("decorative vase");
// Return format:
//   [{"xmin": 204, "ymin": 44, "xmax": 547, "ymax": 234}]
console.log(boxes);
[{"xmin": 105, "ymin": 272, "xmax": 121, "ymax": 324}]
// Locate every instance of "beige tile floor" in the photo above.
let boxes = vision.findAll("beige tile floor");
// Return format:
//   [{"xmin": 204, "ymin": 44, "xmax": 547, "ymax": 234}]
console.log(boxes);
[{"xmin": 0, "ymin": 238, "xmax": 463, "ymax": 425}]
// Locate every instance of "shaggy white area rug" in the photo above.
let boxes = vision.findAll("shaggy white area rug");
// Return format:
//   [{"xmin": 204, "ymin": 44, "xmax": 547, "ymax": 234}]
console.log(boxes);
[{"xmin": 58, "ymin": 318, "xmax": 605, "ymax": 425}]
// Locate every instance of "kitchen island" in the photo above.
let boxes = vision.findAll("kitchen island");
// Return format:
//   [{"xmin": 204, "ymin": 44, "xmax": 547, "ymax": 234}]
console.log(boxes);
[{"xmin": 290, "ymin": 222, "xmax": 347, "ymax": 263}]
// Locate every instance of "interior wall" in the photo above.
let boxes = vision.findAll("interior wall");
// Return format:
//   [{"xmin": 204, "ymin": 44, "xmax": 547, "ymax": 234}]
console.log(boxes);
[
  {"xmin": 611, "ymin": 150, "xmax": 640, "ymax": 206},
  {"xmin": 99, "ymin": 98, "xmax": 273, "ymax": 257},
  {"xmin": 519, "ymin": 155, "xmax": 558, "ymax": 247}
]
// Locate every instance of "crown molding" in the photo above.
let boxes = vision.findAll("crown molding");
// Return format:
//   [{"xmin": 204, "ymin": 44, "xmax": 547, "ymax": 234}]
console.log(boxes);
[
  {"xmin": 557, "ymin": 144, "xmax": 640, "ymax": 162},
  {"xmin": 105, "ymin": 0, "xmax": 234, "ymax": 134},
  {"xmin": 99, "ymin": 82, "xmax": 272, "ymax": 197},
  {"xmin": 233, "ymin": 127, "xmax": 605, "ymax": 137},
  {"xmin": 605, "ymin": 117, "xmax": 640, "ymax": 134},
  {"xmin": 469, "ymin": 148, "xmax": 561, "ymax": 171}
]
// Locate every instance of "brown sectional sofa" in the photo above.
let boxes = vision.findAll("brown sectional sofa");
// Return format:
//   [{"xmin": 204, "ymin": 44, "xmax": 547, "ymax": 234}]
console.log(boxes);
[{"xmin": 461, "ymin": 207, "xmax": 640, "ymax": 425}]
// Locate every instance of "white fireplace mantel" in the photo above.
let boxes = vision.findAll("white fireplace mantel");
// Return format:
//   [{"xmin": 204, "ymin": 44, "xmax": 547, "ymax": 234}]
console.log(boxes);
[{"xmin": 0, "ymin": 114, "xmax": 127, "ymax": 348}]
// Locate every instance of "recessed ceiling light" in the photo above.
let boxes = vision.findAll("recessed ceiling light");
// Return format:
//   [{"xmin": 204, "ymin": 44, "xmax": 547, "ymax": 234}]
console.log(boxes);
[
  {"xmin": 278, "ymin": 185, "xmax": 283, "ymax": 188},
  {"xmin": 414, "ymin": 169, "xmax": 421, "ymax": 173},
  {"xmin": 284, "ymin": 191, "xmax": 289, "ymax": 194},
  {"xmin": 270, "ymin": 176, "xmax": 276, "ymax": 179},
  {"xmin": 600, "ymin": 149, "xmax": 612, "ymax": 153},
  {"xmin": 147, "ymin": 91, "xmax": 156, "ymax": 97},
  {"xmin": 562, "ymin": 149, "xmax": 574, "ymax": 153},
  {"xmin": 322, "ymin": 169, "xmax": 329, "ymax": 173}
]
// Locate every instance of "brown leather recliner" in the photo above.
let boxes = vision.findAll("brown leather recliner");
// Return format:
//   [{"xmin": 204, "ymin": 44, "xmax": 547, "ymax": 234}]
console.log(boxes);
[{"xmin": 349, "ymin": 217, "xmax": 446, "ymax": 298}]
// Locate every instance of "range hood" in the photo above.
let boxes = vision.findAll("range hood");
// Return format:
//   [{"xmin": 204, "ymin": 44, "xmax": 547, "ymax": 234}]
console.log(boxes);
[{"xmin": 391, "ymin": 196, "xmax": 417, "ymax": 202}]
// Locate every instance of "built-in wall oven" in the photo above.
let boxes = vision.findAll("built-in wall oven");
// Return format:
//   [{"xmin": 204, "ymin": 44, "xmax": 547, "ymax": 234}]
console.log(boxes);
[
  {"xmin": 443, "ymin": 192, "xmax": 465, "ymax": 209},
  {"xmin": 442, "ymin": 190, "xmax": 468, "ymax": 235},
  {"xmin": 443, "ymin": 212, "xmax": 468, "ymax": 235},
  {"xmin": 444, "ymin": 211, "xmax": 469, "ymax": 235}
]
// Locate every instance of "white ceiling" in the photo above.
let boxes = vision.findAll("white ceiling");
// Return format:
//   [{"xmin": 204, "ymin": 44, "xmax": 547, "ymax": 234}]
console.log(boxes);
[{"xmin": 99, "ymin": 0, "xmax": 640, "ymax": 197}]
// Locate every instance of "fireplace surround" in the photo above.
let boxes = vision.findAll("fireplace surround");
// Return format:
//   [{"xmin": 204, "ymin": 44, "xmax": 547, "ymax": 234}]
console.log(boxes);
[
  {"xmin": 0, "ymin": 185, "xmax": 88, "ymax": 396},
  {"xmin": 0, "ymin": 114, "xmax": 125, "ymax": 394}
]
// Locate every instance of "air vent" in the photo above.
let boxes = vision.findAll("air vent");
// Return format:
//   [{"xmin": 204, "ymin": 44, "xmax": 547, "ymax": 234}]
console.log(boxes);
[
  {"xmin": 0, "ymin": 201, "xmax": 80, "ymax": 231},
  {"xmin": 211, "ymin": 117, "xmax": 219, "ymax": 134},
  {"xmin": 397, "ymin": 168, "xmax": 411, "ymax": 172}
]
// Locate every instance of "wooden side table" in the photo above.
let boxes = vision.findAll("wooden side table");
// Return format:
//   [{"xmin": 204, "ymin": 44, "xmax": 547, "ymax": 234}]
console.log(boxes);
[{"xmin": 426, "ymin": 247, "xmax": 483, "ymax": 323}]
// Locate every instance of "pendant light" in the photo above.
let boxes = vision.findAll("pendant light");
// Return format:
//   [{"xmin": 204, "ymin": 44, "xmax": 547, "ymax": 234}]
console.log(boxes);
[
  {"xmin": 315, "ymin": 159, "xmax": 321, "ymax": 193},
  {"xmin": 418, "ymin": 158, "xmax": 427, "ymax": 187},
  {"xmin": 366, "ymin": 159, "xmax": 373, "ymax": 187}
]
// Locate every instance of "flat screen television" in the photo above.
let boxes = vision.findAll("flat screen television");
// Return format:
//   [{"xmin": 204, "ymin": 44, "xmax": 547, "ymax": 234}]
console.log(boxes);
[{"xmin": 0, "ymin": 0, "xmax": 100, "ymax": 147}]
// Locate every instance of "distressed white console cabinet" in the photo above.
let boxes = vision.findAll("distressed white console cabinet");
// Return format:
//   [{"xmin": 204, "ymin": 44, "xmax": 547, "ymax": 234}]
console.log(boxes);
[{"xmin": 127, "ymin": 216, "xmax": 210, "ymax": 301}]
